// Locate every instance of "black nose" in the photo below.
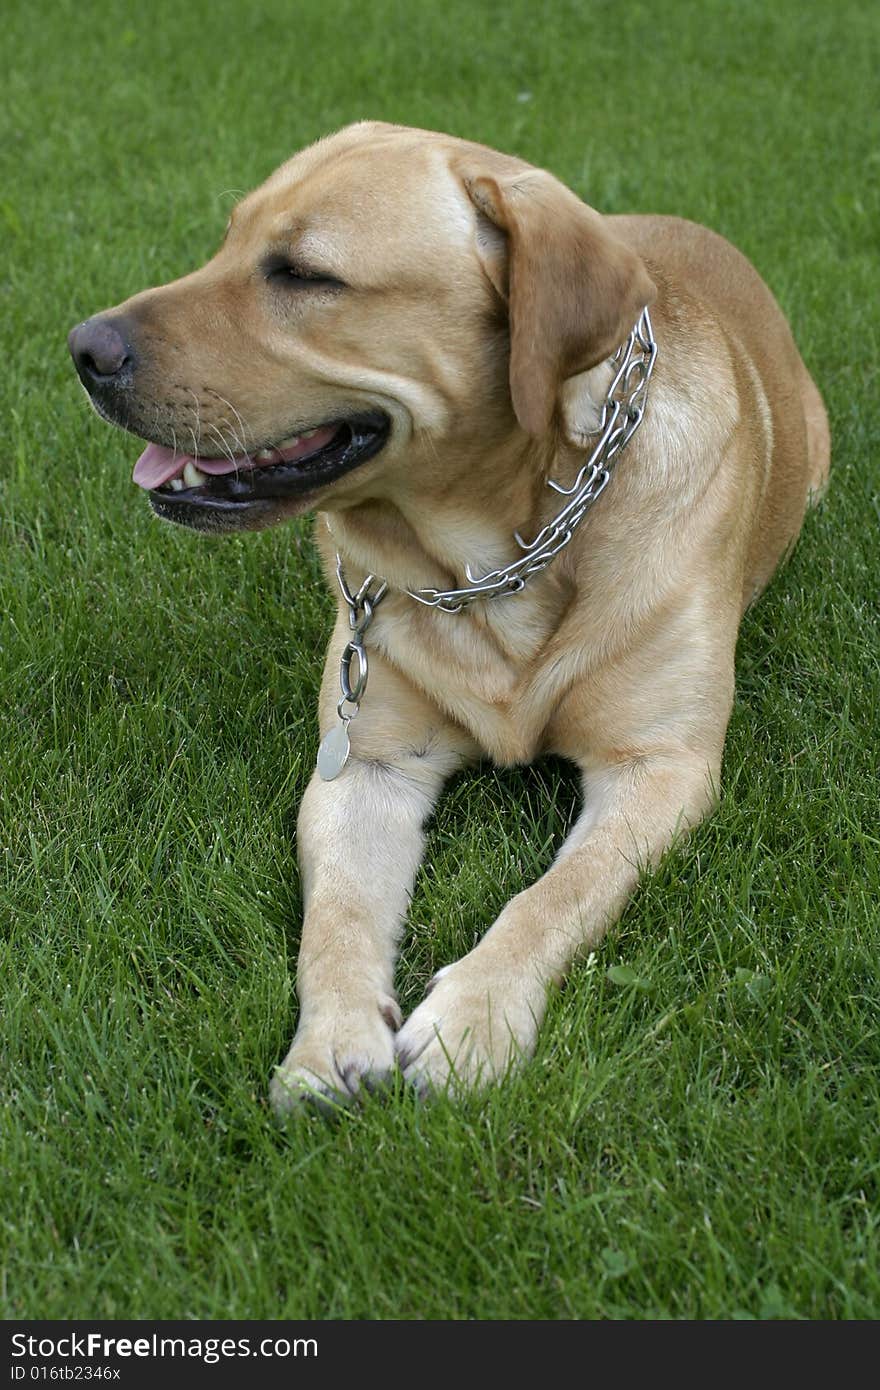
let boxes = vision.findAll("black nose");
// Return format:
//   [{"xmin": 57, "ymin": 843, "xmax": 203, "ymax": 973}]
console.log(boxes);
[{"xmin": 68, "ymin": 316, "xmax": 134, "ymax": 388}]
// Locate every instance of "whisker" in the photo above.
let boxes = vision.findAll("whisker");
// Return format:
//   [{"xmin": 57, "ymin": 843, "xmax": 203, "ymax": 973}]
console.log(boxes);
[
  {"xmin": 203, "ymin": 387, "xmax": 252, "ymax": 461},
  {"xmin": 215, "ymin": 419, "xmax": 244, "ymax": 470},
  {"xmin": 205, "ymin": 422, "xmax": 237, "ymax": 468},
  {"xmin": 187, "ymin": 389, "xmax": 203, "ymax": 458}
]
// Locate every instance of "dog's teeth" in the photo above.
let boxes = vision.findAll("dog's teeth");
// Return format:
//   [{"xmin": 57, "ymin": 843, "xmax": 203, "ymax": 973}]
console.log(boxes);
[
  {"xmin": 256, "ymin": 429, "xmax": 319, "ymax": 457},
  {"xmin": 169, "ymin": 478, "xmax": 184, "ymax": 492},
  {"xmin": 183, "ymin": 461, "xmax": 206, "ymax": 488}
]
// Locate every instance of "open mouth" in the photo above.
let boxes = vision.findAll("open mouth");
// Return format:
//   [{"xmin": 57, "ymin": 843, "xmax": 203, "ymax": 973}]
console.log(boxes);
[{"xmin": 137, "ymin": 413, "xmax": 390, "ymax": 530}]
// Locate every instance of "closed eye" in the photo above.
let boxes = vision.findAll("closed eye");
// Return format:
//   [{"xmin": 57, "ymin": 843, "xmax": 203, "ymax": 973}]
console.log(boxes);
[{"xmin": 262, "ymin": 254, "xmax": 345, "ymax": 290}]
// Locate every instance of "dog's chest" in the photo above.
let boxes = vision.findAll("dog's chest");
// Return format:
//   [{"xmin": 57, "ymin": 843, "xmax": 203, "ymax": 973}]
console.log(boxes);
[{"xmin": 374, "ymin": 588, "xmax": 569, "ymax": 763}]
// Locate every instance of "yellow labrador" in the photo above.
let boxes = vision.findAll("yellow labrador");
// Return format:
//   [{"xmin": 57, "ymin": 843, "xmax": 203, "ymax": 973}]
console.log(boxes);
[{"xmin": 68, "ymin": 122, "xmax": 829, "ymax": 1110}]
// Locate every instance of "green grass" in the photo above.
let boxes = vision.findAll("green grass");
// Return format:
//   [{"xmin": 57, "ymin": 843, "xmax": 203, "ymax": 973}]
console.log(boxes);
[{"xmin": 1, "ymin": 0, "xmax": 879, "ymax": 1320}]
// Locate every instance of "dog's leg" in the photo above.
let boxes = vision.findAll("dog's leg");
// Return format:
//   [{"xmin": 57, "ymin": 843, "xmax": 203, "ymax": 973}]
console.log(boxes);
[
  {"xmin": 396, "ymin": 744, "xmax": 722, "ymax": 1094},
  {"xmin": 271, "ymin": 646, "xmax": 475, "ymax": 1114}
]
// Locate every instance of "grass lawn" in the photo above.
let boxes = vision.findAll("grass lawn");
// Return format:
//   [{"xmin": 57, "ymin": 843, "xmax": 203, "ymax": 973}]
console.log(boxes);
[{"xmin": 1, "ymin": 0, "xmax": 878, "ymax": 1320}]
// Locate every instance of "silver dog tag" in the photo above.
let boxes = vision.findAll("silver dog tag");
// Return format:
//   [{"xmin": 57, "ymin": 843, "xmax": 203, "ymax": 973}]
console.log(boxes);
[{"xmin": 317, "ymin": 721, "xmax": 351, "ymax": 781}]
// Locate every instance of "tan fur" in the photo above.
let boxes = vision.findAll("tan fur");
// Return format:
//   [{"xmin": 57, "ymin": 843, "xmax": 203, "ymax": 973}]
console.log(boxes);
[{"xmin": 96, "ymin": 122, "xmax": 829, "ymax": 1107}]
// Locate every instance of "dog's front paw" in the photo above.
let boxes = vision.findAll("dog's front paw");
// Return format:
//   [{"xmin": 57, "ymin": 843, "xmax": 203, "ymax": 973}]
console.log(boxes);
[
  {"xmin": 270, "ymin": 995, "xmax": 401, "ymax": 1116},
  {"xmin": 395, "ymin": 953, "xmax": 546, "ymax": 1095}
]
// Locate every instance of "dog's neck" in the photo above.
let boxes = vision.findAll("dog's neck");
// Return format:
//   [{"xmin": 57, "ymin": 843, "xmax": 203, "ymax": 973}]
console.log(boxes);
[{"xmin": 322, "ymin": 430, "xmax": 556, "ymax": 601}]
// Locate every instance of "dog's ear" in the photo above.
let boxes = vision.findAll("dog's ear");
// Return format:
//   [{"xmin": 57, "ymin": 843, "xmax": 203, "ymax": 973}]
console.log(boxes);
[{"xmin": 460, "ymin": 166, "xmax": 656, "ymax": 440}]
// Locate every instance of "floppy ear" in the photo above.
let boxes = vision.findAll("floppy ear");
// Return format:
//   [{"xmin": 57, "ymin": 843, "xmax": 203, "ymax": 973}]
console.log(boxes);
[{"xmin": 461, "ymin": 167, "xmax": 656, "ymax": 439}]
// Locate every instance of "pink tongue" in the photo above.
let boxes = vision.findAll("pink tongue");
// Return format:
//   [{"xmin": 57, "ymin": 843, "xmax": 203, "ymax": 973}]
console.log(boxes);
[
  {"xmin": 132, "ymin": 426, "xmax": 340, "ymax": 490},
  {"xmin": 132, "ymin": 443, "xmax": 189, "ymax": 489}
]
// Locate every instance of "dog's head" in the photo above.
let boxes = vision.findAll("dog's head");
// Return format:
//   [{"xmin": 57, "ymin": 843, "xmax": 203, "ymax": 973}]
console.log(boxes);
[{"xmin": 68, "ymin": 122, "xmax": 654, "ymax": 533}]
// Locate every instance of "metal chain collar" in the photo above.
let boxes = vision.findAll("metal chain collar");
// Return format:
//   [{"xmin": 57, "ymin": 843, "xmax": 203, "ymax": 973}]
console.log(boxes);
[
  {"xmin": 406, "ymin": 306, "xmax": 657, "ymax": 613},
  {"xmin": 315, "ymin": 560, "xmax": 388, "ymax": 780},
  {"xmin": 317, "ymin": 307, "xmax": 656, "ymax": 778}
]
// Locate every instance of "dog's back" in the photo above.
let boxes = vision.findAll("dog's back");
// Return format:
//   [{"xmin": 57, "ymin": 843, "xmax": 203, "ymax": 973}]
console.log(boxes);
[{"xmin": 612, "ymin": 213, "xmax": 829, "ymax": 604}]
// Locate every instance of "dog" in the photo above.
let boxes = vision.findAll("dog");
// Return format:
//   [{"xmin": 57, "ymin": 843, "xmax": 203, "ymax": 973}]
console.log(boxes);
[{"xmin": 68, "ymin": 121, "xmax": 829, "ymax": 1111}]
